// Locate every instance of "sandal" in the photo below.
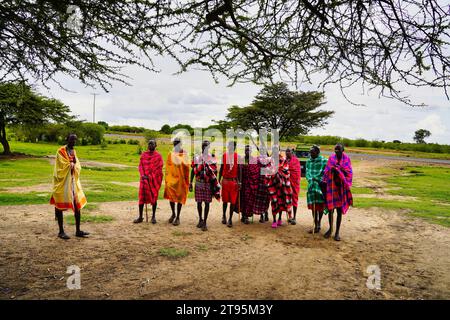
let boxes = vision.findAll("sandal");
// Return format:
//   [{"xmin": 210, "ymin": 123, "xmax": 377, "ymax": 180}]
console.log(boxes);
[
  {"xmin": 151, "ymin": 217, "xmax": 157, "ymax": 224},
  {"xmin": 277, "ymin": 219, "xmax": 282, "ymax": 226},
  {"xmin": 168, "ymin": 214, "xmax": 175, "ymax": 224},
  {"xmin": 197, "ymin": 219, "xmax": 204, "ymax": 228},
  {"xmin": 201, "ymin": 224, "xmax": 208, "ymax": 231},
  {"xmin": 58, "ymin": 232, "xmax": 70, "ymax": 240},
  {"xmin": 172, "ymin": 218, "xmax": 180, "ymax": 226},
  {"xmin": 75, "ymin": 230, "xmax": 90, "ymax": 237},
  {"xmin": 271, "ymin": 222, "xmax": 278, "ymax": 229},
  {"xmin": 133, "ymin": 217, "xmax": 143, "ymax": 223},
  {"xmin": 290, "ymin": 219, "xmax": 297, "ymax": 225}
]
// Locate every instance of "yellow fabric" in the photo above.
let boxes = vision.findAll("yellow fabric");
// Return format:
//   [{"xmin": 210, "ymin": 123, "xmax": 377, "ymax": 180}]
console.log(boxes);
[
  {"xmin": 164, "ymin": 151, "xmax": 190, "ymax": 204},
  {"xmin": 50, "ymin": 146, "xmax": 87, "ymax": 211}
]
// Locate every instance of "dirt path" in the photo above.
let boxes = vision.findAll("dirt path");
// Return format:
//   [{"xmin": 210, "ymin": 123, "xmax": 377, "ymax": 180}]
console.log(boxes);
[{"xmin": 0, "ymin": 159, "xmax": 449, "ymax": 300}]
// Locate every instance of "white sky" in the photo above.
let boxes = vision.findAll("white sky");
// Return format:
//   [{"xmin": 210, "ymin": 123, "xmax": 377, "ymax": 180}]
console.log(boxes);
[{"xmin": 37, "ymin": 55, "xmax": 450, "ymax": 144}]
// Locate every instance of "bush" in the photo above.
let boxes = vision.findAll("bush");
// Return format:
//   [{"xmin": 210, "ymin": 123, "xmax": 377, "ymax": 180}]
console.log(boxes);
[
  {"xmin": 109, "ymin": 125, "xmax": 146, "ymax": 133},
  {"xmin": 127, "ymin": 139, "xmax": 140, "ymax": 145},
  {"xmin": 370, "ymin": 140, "xmax": 383, "ymax": 148},
  {"xmin": 136, "ymin": 145, "xmax": 143, "ymax": 155},
  {"xmin": 354, "ymin": 138, "xmax": 369, "ymax": 148},
  {"xmin": 80, "ymin": 123, "xmax": 105, "ymax": 145},
  {"xmin": 144, "ymin": 129, "xmax": 161, "ymax": 141},
  {"xmin": 9, "ymin": 121, "xmax": 105, "ymax": 145}
]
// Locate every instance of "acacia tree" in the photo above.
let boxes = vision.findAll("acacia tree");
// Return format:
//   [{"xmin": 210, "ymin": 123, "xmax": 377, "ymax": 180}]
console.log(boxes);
[
  {"xmin": 0, "ymin": 1, "xmax": 448, "ymax": 105},
  {"xmin": 225, "ymin": 82, "xmax": 334, "ymax": 140},
  {"xmin": 414, "ymin": 129, "xmax": 431, "ymax": 144},
  {"xmin": 0, "ymin": 82, "xmax": 72, "ymax": 154}
]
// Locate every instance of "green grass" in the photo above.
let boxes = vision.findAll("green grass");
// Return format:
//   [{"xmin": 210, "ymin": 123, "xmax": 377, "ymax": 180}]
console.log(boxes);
[
  {"xmin": 172, "ymin": 231, "xmax": 193, "ymax": 237},
  {"xmin": 351, "ymin": 187, "xmax": 376, "ymax": 194},
  {"xmin": 197, "ymin": 244, "xmax": 208, "ymax": 251},
  {"xmin": 319, "ymin": 145, "xmax": 450, "ymax": 160},
  {"xmin": 0, "ymin": 158, "xmax": 141, "ymax": 205},
  {"xmin": 386, "ymin": 166, "xmax": 450, "ymax": 202},
  {"xmin": 353, "ymin": 165, "xmax": 450, "ymax": 227},
  {"xmin": 65, "ymin": 214, "xmax": 114, "ymax": 225},
  {"xmin": 158, "ymin": 247, "xmax": 189, "ymax": 258},
  {"xmin": 3, "ymin": 140, "xmax": 174, "ymax": 165},
  {"xmin": 0, "ymin": 156, "xmax": 192, "ymax": 205}
]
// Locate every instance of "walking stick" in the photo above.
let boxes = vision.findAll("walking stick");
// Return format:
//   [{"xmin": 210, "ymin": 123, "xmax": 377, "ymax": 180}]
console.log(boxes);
[
  {"xmin": 330, "ymin": 173, "xmax": 334, "ymax": 239},
  {"xmin": 143, "ymin": 167, "xmax": 150, "ymax": 223},
  {"xmin": 238, "ymin": 162, "xmax": 242, "ymax": 223},
  {"xmin": 312, "ymin": 184, "xmax": 316, "ymax": 236}
]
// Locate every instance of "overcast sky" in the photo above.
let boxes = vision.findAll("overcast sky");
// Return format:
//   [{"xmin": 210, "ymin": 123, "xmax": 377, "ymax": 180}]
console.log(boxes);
[{"xmin": 37, "ymin": 56, "xmax": 450, "ymax": 144}]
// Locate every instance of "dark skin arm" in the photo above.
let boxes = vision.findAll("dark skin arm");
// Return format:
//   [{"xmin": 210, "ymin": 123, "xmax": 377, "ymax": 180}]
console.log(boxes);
[
  {"xmin": 218, "ymin": 164, "xmax": 224, "ymax": 182},
  {"xmin": 189, "ymin": 168, "xmax": 195, "ymax": 192}
]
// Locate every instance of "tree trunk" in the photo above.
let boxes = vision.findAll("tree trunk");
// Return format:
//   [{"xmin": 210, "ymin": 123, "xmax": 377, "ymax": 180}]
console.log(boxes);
[{"xmin": 0, "ymin": 121, "xmax": 11, "ymax": 155}]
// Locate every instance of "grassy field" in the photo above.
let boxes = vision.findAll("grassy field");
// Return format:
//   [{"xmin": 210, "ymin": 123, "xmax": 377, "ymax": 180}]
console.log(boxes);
[
  {"xmin": 354, "ymin": 165, "xmax": 450, "ymax": 227},
  {"xmin": 1, "ymin": 140, "xmax": 449, "ymax": 228},
  {"xmin": 319, "ymin": 145, "xmax": 450, "ymax": 160}
]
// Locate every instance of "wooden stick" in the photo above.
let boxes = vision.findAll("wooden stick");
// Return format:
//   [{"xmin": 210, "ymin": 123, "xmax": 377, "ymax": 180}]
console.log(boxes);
[
  {"xmin": 330, "ymin": 174, "xmax": 334, "ymax": 239},
  {"xmin": 312, "ymin": 198, "xmax": 316, "ymax": 236}
]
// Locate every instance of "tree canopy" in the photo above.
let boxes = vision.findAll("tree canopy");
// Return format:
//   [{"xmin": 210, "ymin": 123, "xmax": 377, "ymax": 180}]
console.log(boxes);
[
  {"xmin": 0, "ymin": 82, "xmax": 73, "ymax": 154},
  {"xmin": 225, "ymin": 82, "xmax": 334, "ymax": 140},
  {"xmin": 414, "ymin": 129, "xmax": 432, "ymax": 144},
  {"xmin": 1, "ymin": 1, "xmax": 448, "ymax": 105}
]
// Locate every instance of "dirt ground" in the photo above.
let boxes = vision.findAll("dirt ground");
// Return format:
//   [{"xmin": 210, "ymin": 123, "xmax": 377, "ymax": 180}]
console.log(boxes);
[{"xmin": 0, "ymin": 159, "xmax": 449, "ymax": 300}]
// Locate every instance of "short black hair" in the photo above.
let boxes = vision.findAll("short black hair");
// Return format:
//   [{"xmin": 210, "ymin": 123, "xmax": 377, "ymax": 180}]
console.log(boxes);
[
  {"xmin": 66, "ymin": 133, "xmax": 77, "ymax": 141},
  {"xmin": 310, "ymin": 145, "xmax": 320, "ymax": 153},
  {"xmin": 335, "ymin": 143, "xmax": 345, "ymax": 151}
]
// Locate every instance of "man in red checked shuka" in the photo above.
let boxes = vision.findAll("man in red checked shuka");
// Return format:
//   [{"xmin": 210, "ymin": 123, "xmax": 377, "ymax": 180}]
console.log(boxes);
[
  {"xmin": 133, "ymin": 139, "xmax": 163, "ymax": 224},
  {"xmin": 219, "ymin": 141, "xmax": 240, "ymax": 228}
]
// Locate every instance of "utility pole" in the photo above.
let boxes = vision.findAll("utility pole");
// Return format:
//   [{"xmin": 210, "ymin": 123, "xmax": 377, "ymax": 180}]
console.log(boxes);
[{"xmin": 91, "ymin": 93, "xmax": 98, "ymax": 123}]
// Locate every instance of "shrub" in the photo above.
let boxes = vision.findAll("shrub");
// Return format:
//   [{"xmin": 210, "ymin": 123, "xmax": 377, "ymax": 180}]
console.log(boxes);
[
  {"xmin": 80, "ymin": 123, "xmax": 105, "ymax": 145},
  {"xmin": 144, "ymin": 129, "xmax": 161, "ymax": 141},
  {"xmin": 127, "ymin": 139, "xmax": 140, "ymax": 145},
  {"xmin": 371, "ymin": 140, "xmax": 383, "ymax": 148},
  {"xmin": 354, "ymin": 138, "xmax": 369, "ymax": 147}
]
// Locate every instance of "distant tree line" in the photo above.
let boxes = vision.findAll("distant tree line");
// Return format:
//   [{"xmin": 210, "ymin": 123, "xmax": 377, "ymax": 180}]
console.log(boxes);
[
  {"xmin": 293, "ymin": 135, "xmax": 450, "ymax": 154},
  {"xmin": 1, "ymin": 81, "xmax": 105, "ymax": 154},
  {"xmin": 11, "ymin": 121, "xmax": 105, "ymax": 146}
]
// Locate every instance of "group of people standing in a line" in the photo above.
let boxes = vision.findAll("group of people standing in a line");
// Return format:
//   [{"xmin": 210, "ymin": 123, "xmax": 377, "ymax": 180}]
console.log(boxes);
[{"xmin": 50, "ymin": 134, "xmax": 353, "ymax": 241}]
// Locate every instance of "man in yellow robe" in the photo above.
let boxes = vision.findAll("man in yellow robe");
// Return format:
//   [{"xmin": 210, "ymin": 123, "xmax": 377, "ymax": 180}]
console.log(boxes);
[
  {"xmin": 164, "ymin": 137, "xmax": 190, "ymax": 226},
  {"xmin": 50, "ymin": 134, "xmax": 89, "ymax": 239}
]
